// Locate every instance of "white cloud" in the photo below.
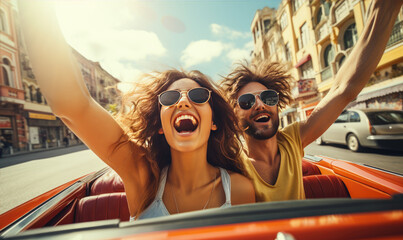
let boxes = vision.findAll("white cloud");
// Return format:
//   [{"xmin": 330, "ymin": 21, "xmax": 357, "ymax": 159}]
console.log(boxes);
[
  {"xmin": 181, "ymin": 40, "xmax": 226, "ymax": 69},
  {"xmin": 56, "ymin": 0, "xmax": 166, "ymax": 83},
  {"xmin": 227, "ymin": 48, "xmax": 250, "ymax": 63},
  {"xmin": 69, "ymin": 29, "xmax": 166, "ymax": 62},
  {"xmin": 244, "ymin": 40, "xmax": 254, "ymax": 50},
  {"xmin": 101, "ymin": 60, "xmax": 144, "ymax": 83},
  {"xmin": 210, "ymin": 23, "xmax": 250, "ymax": 40},
  {"xmin": 226, "ymin": 40, "xmax": 254, "ymax": 64}
]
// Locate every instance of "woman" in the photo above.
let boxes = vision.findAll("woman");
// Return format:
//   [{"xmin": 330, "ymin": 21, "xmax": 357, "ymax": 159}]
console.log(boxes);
[{"xmin": 18, "ymin": 1, "xmax": 255, "ymax": 220}]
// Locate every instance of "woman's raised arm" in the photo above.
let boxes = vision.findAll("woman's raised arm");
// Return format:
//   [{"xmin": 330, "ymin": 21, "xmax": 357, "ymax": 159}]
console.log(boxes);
[{"xmin": 18, "ymin": 1, "xmax": 148, "ymax": 181}]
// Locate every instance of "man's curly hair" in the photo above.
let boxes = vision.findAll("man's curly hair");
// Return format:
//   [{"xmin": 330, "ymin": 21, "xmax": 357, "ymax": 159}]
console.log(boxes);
[{"xmin": 220, "ymin": 60, "xmax": 293, "ymax": 110}]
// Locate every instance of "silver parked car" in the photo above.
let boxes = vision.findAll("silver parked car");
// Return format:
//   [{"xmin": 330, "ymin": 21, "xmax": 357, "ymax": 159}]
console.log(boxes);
[{"xmin": 316, "ymin": 109, "xmax": 403, "ymax": 152}]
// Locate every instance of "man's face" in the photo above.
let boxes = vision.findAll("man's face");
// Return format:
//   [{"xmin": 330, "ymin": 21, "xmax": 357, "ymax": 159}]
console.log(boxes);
[{"xmin": 235, "ymin": 82, "xmax": 279, "ymax": 140}]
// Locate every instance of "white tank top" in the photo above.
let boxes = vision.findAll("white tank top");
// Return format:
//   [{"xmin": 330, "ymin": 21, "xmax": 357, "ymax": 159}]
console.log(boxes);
[{"xmin": 131, "ymin": 167, "xmax": 232, "ymax": 221}]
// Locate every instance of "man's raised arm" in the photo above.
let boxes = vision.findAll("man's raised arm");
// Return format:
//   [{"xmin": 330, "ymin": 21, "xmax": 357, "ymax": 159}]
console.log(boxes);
[{"xmin": 300, "ymin": 0, "xmax": 403, "ymax": 148}]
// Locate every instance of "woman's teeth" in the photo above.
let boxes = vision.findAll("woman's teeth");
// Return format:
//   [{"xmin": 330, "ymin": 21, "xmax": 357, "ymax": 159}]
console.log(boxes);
[{"xmin": 174, "ymin": 115, "xmax": 198, "ymax": 132}]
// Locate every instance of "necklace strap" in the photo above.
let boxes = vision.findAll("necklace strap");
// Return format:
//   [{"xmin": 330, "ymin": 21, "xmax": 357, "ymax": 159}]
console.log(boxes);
[
  {"xmin": 202, "ymin": 171, "xmax": 217, "ymax": 210},
  {"xmin": 172, "ymin": 169, "xmax": 218, "ymax": 214}
]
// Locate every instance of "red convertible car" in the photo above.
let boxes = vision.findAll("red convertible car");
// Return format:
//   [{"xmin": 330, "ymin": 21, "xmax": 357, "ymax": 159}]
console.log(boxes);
[{"xmin": 1, "ymin": 154, "xmax": 402, "ymax": 240}]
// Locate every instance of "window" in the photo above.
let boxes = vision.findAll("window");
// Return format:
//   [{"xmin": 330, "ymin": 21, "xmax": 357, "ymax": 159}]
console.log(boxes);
[
  {"xmin": 316, "ymin": 8, "xmax": 323, "ymax": 24},
  {"xmin": 256, "ymin": 27, "xmax": 260, "ymax": 40},
  {"xmin": 366, "ymin": 111, "xmax": 403, "ymax": 125},
  {"xmin": 349, "ymin": 111, "xmax": 360, "ymax": 122},
  {"xmin": 293, "ymin": 0, "xmax": 304, "ymax": 12},
  {"xmin": 343, "ymin": 23, "xmax": 358, "ymax": 49},
  {"xmin": 24, "ymin": 84, "xmax": 30, "ymax": 101},
  {"xmin": 1, "ymin": 58, "xmax": 14, "ymax": 87},
  {"xmin": 269, "ymin": 41, "xmax": 275, "ymax": 55},
  {"xmin": 300, "ymin": 23, "xmax": 309, "ymax": 48},
  {"xmin": 29, "ymin": 86, "xmax": 35, "ymax": 102},
  {"xmin": 0, "ymin": 10, "xmax": 6, "ymax": 33},
  {"xmin": 301, "ymin": 60, "xmax": 314, "ymax": 79},
  {"xmin": 253, "ymin": 31, "xmax": 256, "ymax": 43},
  {"xmin": 335, "ymin": 111, "xmax": 348, "ymax": 123},
  {"xmin": 280, "ymin": 12, "xmax": 288, "ymax": 30},
  {"xmin": 2, "ymin": 66, "xmax": 9, "ymax": 86},
  {"xmin": 323, "ymin": 0, "xmax": 331, "ymax": 16},
  {"xmin": 338, "ymin": 55, "xmax": 346, "ymax": 69},
  {"xmin": 284, "ymin": 43, "xmax": 291, "ymax": 62},
  {"xmin": 36, "ymin": 88, "xmax": 43, "ymax": 104},
  {"xmin": 324, "ymin": 44, "xmax": 334, "ymax": 67},
  {"xmin": 263, "ymin": 19, "xmax": 271, "ymax": 34}
]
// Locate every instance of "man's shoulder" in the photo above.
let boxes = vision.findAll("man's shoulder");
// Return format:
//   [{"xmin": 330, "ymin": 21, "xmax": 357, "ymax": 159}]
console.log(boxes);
[
  {"xmin": 278, "ymin": 121, "xmax": 300, "ymax": 139},
  {"xmin": 277, "ymin": 121, "xmax": 304, "ymax": 157}
]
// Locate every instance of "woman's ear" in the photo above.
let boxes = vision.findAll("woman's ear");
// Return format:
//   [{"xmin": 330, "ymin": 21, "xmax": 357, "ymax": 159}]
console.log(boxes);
[
  {"xmin": 211, "ymin": 123, "xmax": 217, "ymax": 131},
  {"xmin": 158, "ymin": 128, "xmax": 164, "ymax": 134}
]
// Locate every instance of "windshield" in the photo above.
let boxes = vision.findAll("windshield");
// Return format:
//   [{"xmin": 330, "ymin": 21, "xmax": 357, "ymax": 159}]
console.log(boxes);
[{"xmin": 366, "ymin": 111, "xmax": 403, "ymax": 125}]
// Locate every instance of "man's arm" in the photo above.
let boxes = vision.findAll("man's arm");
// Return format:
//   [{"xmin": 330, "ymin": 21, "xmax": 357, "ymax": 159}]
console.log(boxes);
[{"xmin": 300, "ymin": 0, "xmax": 403, "ymax": 148}]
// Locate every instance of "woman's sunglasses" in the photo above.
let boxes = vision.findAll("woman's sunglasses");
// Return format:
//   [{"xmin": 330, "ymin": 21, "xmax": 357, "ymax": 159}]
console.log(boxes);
[
  {"xmin": 237, "ymin": 90, "xmax": 279, "ymax": 110},
  {"xmin": 158, "ymin": 87, "xmax": 212, "ymax": 107}
]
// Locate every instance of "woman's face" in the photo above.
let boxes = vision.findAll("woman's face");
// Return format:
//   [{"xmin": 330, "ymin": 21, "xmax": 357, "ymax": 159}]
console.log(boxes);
[{"xmin": 159, "ymin": 78, "xmax": 215, "ymax": 153}]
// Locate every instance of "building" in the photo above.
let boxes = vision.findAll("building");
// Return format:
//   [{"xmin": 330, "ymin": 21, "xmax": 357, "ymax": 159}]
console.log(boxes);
[
  {"xmin": 0, "ymin": 0, "xmax": 26, "ymax": 151},
  {"xmin": 0, "ymin": 0, "xmax": 121, "ymax": 154},
  {"xmin": 72, "ymin": 49, "xmax": 120, "ymax": 113},
  {"xmin": 251, "ymin": 0, "xmax": 403, "ymax": 126}
]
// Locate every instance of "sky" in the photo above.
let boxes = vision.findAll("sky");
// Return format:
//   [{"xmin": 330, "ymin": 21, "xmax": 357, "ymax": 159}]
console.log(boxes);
[{"xmin": 55, "ymin": 0, "xmax": 282, "ymax": 91}]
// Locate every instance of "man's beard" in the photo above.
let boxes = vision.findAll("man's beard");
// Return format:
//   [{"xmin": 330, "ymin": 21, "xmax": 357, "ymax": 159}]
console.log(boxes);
[{"xmin": 242, "ymin": 113, "xmax": 279, "ymax": 140}]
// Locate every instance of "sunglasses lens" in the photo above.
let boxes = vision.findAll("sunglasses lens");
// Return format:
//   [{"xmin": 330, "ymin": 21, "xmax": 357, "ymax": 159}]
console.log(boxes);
[
  {"xmin": 188, "ymin": 88, "xmax": 210, "ymax": 104},
  {"xmin": 238, "ymin": 94, "xmax": 255, "ymax": 110},
  {"xmin": 260, "ymin": 90, "xmax": 279, "ymax": 106},
  {"xmin": 159, "ymin": 90, "xmax": 181, "ymax": 106}
]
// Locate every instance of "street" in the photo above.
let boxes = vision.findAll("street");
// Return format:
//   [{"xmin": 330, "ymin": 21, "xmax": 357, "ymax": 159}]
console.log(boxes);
[
  {"xmin": 305, "ymin": 143, "xmax": 403, "ymax": 175},
  {"xmin": 0, "ymin": 143, "xmax": 402, "ymax": 216},
  {"xmin": 0, "ymin": 145, "xmax": 106, "ymax": 215}
]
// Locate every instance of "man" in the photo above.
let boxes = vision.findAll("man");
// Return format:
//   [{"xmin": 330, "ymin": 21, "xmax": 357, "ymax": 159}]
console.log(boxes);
[{"xmin": 221, "ymin": 0, "xmax": 402, "ymax": 202}]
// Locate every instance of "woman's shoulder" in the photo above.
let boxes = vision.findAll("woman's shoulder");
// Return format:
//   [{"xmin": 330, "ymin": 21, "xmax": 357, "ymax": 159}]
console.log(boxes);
[{"xmin": 228, "ymin": 171, "xmax": 256, "ymax": 205}]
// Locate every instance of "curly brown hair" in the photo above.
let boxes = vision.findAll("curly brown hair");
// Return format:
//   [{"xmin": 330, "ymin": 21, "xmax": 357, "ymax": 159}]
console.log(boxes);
[
  {"xmin": 220, "ymin": 60, "xmax": 293, "ymax": 110},
  {"xmin": 116, "ymin": 69, "xmax": 245, "ymax": 217}
]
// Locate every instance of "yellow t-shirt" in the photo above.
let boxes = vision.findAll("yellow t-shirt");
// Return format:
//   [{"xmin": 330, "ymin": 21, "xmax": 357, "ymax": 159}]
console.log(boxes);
[{"xmin": 241, "ymin": 122, "xmax": 305, "ymax": 202}]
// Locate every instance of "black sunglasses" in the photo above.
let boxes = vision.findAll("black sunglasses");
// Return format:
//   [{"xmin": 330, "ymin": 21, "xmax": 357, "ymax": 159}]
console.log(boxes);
[
  {"xmin": 237, "ymin": 90, "xmax": 279, "ymax": 110},
  {"xmin": 158, "ymin": 87, "xmax": 212, "ymax": 107}
]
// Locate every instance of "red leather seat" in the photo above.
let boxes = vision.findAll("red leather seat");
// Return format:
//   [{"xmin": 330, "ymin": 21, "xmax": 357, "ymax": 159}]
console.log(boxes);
[
  {"xmin": 75, "ymin": 192, "xmax": 130, "ymax": 222},
  {"xmin": 302, "ymin": 159, "xmax": 321, "ymax": 176},
  {"xmin": 303, "ymin": 175, "xmax": 350, "ymax": 199},
  {"xmin": 91, "ymin": 170, "xmax": 125, "ymax": 195}
]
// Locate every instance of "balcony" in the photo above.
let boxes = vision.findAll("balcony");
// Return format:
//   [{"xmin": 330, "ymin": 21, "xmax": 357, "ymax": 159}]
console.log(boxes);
[
  {"xmin": 387, "ymin": 21, "xmax": 403, "ymax": 47},
  {"xmin": 332, "ymin": 0, "xmax": 352, "ymax": 25},
  {"xmin": 0, "ymin": 85, "xmax": 25, "ymax": 104},
  {"xmin": 316, "ymin": 23, "xmax": 330, "ymax": 42},
  {"xmin": 320, "ymin": 66, "xmax": 333, "ymax": 81}
]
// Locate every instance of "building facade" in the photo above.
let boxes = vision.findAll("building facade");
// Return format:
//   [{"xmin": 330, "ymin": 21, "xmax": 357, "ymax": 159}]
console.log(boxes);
[
  {"xmin": 251, "ymin": 0, "xmax": 403, "ymax": 126},
  {"xmin": 0, "ymin": 0, "xmax": 121, "ymax": 154},
  {"xmin": 0, "ymin": 0, "xmax": 25, "ymax": 151},
  {"xmin": 72, "ymin": 49, "xmax": 120, "ymax": 113}
]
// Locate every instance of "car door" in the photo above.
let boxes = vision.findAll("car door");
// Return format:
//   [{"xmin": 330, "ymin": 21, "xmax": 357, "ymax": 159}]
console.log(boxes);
[
  {"xmin": 322, "ymin": 111, "xmax": 349, "ymax": 144},
  {"xmin": 345, "ymin": 110, "xmax": 364, "ymax": 141}
]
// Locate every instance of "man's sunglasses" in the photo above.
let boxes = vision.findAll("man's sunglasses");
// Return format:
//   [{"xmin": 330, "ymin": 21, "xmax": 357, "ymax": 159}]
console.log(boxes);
[
  {"xmin": 158, "ymin": 87, "xmax": 212, "ymax": 107},
  {"xmin": 237, "ymin": 90, "xmax": 279, "ymax": 110}
]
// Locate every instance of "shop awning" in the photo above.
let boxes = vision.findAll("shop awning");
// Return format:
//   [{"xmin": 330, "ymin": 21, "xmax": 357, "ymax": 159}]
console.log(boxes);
[
  {"xmin": 356, "ymin": 77, "xmax": 403, "ymax": 102},
  {"xmin": 295, "ymin": 54, "xmax": 311, "ymax": 68}
]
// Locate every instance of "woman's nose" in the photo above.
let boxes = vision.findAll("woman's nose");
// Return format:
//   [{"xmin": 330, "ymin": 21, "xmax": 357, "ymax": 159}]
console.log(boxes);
[{"xmin": 176, "ymin": 92, "xmax": 191, "ymax": 109}]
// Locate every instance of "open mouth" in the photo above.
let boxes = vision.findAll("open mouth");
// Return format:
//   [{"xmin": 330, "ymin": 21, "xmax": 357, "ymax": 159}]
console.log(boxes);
[
  {"xmin": 174, "ymin": 114, "xmax": 198, "ymax": 133},
  {"xmin": 253, "ymin": 114, "xmax": 270, "ymax": 123}
]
